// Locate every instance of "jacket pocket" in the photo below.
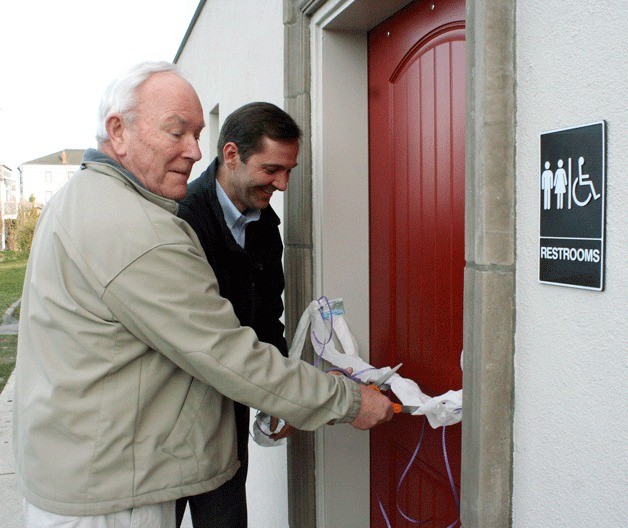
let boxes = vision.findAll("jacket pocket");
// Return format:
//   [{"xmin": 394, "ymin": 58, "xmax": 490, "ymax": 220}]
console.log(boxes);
[{"xmin": 161, "ymin": 378, "xmax": 210, "ymax": 484}]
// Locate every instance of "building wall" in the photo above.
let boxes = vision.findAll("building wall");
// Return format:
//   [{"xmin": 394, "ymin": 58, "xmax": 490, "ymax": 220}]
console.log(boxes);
[
  {"xmin": 1, "ymin": 165, "xmax": 18, "ymax": 217},
  {"xmin": 176, "ymin": 0, "xmax": 285, "ymax": 184},
  {"xmin": 1, "ymin": 164, "xmax": 19, "ymax": 250},
  {"xmin": 20, "ymin": 163, "xmax": 78, "ymax": 206},
  {"xmin": 176, "ymin": 1, "xmax": 628, "ymax": 526},
  {"xmin": 514, "ymin": 2, "xmax": 627, "ymax": 526},
  {"xmin": 175, "ymin": 2, "xmax": 289, "ymax": 527}
]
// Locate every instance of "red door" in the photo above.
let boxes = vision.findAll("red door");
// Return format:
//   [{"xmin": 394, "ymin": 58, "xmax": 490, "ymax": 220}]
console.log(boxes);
[{"xmin": 369, "ymin": 0, "xmax": 466, "ymax": 526}]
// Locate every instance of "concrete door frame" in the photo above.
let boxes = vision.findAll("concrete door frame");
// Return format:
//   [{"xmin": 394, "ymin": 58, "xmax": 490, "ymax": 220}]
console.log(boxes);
[{"xmin": 284, "ymin": 1, "xmax": 516, "ymax": 527}]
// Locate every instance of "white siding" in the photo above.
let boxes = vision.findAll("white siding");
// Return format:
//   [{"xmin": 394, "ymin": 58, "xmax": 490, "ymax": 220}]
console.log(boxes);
[
  {"xmin": 514, "ymin": 2, "xmax": 628, "ymax": 526},
  {"xmin": 176, "ymin": 2, "xmax": 289, "ymax": 527}
]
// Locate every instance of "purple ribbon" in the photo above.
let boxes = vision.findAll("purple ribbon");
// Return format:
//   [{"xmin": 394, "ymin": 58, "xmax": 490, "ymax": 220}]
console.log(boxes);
[
  {"xmin": 378, "ymin": 417, "xmax": 461, "ymax": 527},
  {"xmin": 325, "ymin": 367, "xmax": 363, "ymax": 384},
  {"xmin": 312, "ymin": 296, "xmax": 334, "ymax": 366}
]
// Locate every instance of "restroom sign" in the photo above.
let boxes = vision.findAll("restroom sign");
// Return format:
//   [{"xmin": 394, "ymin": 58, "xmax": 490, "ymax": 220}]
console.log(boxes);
[{"xmin": 539, "ymin": 121, "xmax": 606, "ymax": 290}]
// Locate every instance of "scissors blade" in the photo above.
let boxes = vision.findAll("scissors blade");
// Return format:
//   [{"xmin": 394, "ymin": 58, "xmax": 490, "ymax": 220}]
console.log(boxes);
[
  {"xmin": 392, "ymin": 403, "xmax": 421, "ymax": 414},
  {"xmin": 372, "ymin": 363, "xmax": 403, "ymax": 388}
]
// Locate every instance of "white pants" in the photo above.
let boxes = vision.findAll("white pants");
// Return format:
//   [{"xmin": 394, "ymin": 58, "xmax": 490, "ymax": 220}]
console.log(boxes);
[{"xmin": 23, "ymin": 498, "xmax": 176, "ymax": 527}]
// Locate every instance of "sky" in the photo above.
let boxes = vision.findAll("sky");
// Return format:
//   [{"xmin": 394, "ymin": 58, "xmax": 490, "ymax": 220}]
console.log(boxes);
[{"xmin": 0, "ymin": 0, "xmax": 200, "ymax": 170}]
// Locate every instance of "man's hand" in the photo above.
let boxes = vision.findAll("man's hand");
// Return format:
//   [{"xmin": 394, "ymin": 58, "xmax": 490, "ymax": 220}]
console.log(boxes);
[
  {"xmin": 269, "ymin": 416, "xmax": 295, "ymax": 440},
  {"xmin": 328, "ymin": 367, "xmax": 393, "ymax": 429},
  {"xmin": 351, "ymin": 385, "xmax": 394, "ymax": 430}
]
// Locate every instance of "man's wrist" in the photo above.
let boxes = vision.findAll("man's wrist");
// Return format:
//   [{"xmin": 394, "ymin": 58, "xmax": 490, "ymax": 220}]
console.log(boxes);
[{"xmin": 334, "ymin": 377, "xmax": 362, "ymax": 424}]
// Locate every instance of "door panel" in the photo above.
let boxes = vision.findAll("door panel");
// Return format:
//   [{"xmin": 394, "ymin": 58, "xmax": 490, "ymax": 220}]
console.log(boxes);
[{"xmin": 369, "ymin": 0, "xmax": 465, "ymax": 525}]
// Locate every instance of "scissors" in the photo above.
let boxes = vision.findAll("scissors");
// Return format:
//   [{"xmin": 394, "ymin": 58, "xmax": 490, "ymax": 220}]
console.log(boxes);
[{"xmin": 369, "ymin": 363, "xmax": 420, "ymax": 414}]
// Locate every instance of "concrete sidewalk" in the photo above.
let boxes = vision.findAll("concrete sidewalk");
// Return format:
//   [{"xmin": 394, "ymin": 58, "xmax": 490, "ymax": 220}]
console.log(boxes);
[
  {"xmin": 0, "ymin": 373, "xmax": 23, "ymax": 528},
  {"xmin": 0, "ymin": 301, "xmax": 25, "ymax": 526}
]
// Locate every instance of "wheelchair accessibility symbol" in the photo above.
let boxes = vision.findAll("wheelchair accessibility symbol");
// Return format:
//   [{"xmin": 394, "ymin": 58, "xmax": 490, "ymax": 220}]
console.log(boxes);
[
  {"xmin": 541, "ymin": 156, "xmax": 601, "ymax": 210},
  {"xmin": 572, "ymin": 157, "xmax": 601, "ymax": 206}
]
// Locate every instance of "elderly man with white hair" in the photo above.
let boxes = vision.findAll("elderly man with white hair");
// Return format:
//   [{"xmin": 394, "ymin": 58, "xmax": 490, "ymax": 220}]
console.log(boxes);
[{"xmin": 12, "ymin": 62, "xmax": 393, "ymax": 527}]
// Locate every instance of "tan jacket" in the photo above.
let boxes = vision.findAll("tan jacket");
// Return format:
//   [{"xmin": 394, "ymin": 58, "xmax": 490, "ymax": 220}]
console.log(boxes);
[{"xmin": 13, "ymin": 156, "xmax": 360, "ymax": 515}]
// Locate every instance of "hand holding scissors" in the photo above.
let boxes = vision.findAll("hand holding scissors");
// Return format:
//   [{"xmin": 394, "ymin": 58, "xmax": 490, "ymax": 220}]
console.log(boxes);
[
  {"xmin": 329, "ymin": 367, "xmax": 394, "ymax": 429},
  {"xmin": 369, "ymin": 363, "xmax": 419, "ymax": 414}
]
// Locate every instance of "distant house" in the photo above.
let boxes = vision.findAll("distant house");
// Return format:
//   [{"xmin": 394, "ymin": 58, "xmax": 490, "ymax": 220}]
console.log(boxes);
[
  {"xmin": 19, "ymin": 149, "xmax": 85, "ymax": 206},
  {"xmin": 1, "ymin": 163, "xmax": 18, "ymax": 250}
]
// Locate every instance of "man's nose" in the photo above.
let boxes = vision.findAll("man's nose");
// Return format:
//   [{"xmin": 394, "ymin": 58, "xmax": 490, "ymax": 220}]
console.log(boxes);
[
  {"xmin": 272, "ymin": 172, "xmax": 289, "ymax": 191},
  {"xmin": 184, "ymin": 137, "xmax": 202, "ymax": 162}
]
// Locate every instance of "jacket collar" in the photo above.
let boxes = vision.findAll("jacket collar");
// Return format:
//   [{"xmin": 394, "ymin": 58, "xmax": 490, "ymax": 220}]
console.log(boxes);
[{"xmin": 81, "ymin": 148, "xmax": 179, "ymax": 215}]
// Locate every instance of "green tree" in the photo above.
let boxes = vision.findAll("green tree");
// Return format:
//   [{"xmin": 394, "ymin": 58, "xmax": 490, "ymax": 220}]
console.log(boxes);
[{"xmin": 6, "ymin": 203, "xmax": 40, "ymax": 253}]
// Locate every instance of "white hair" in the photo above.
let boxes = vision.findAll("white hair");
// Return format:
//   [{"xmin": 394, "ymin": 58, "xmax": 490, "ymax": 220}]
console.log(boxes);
[{"xmin": 95, "ymin": 61, "xmax": 184, "ymax": 143}]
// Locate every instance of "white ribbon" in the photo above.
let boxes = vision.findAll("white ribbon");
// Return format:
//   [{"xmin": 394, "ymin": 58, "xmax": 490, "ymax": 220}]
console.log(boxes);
[{"xmin": 289, "ymin": 298, "xmax": 462, "ymax": 429}]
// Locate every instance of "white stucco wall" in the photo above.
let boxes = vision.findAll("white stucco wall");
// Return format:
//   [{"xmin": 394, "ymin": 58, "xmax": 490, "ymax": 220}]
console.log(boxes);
[
  {"xmin": 175, "ymin": 2, "xmax": 289, "ymax": 527},
  {"xmin": 176, "ymin": 0, "xmax": 285, "ymax": 186},
  {"xmin": 514, "ymin": 2, "xmax": 627, "ymax": 526}
]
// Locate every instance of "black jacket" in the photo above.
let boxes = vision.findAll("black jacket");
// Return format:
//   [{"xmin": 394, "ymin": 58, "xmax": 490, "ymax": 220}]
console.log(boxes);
[{"xmin": 177, "ymin": 158, "xmax": 288, "ymax": 356}]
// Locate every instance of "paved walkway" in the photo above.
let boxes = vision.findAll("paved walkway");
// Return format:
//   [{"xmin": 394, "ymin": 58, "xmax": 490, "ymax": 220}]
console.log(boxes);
[
  {"xmin": 0, "ymin": 323, "xmax": 18, "ymax": 335},
  {"xmin": 0, "ymin": 373, "xmax": 23, "ymax": 528},
  {"xmin": 1, "ymin": 299, "xmax": 20, "ymax": 336},
  {"xmin": 1, "ymin": 299, "xmax": 25, "ymax": 527}
]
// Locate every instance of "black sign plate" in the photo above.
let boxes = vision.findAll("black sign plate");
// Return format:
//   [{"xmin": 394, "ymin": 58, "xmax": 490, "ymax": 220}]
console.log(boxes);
[{"xmin": 539, "ymin": 122, "xmax": 606, "ymax": 290}]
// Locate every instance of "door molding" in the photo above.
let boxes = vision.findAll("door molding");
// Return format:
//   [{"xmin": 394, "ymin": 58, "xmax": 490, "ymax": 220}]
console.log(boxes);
[
  {"xmin": 284, "ymin": 1, "xmax": 517, "ymax": 527},
  {"xmin": 462, "ymin": 2, "xmax": 516, "ymax": 527}
]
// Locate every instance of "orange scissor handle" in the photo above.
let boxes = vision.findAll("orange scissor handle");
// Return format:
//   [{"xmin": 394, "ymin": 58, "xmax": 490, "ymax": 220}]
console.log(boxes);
[{"xmin": 369, "ymin": 385, "xmax": 402, "ymax": 413}]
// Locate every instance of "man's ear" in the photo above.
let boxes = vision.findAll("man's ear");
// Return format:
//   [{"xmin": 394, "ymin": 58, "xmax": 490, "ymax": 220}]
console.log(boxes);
[
  {"xmin": 222, "ymin": 142, "xmax": 240, "ymax": 170},
  {"xmin": 106, "ymin": 115, "xmax": 127, "ymax": 156}
]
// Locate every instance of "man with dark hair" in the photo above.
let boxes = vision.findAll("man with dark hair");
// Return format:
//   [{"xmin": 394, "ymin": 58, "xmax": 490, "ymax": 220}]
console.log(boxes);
[
  {"xmin": 216, "ymin": 101, "xmax": 302, "ymax": 164},
  {"xmin": 176, "ymin": 102, "xmax": 301, "ymax": 528}
]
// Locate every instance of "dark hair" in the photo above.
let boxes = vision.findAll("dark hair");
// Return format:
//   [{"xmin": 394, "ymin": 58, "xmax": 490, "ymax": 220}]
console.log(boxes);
[{"xmin": 217, "ymin": 102, "xmax": 302, "ymax": 163}]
